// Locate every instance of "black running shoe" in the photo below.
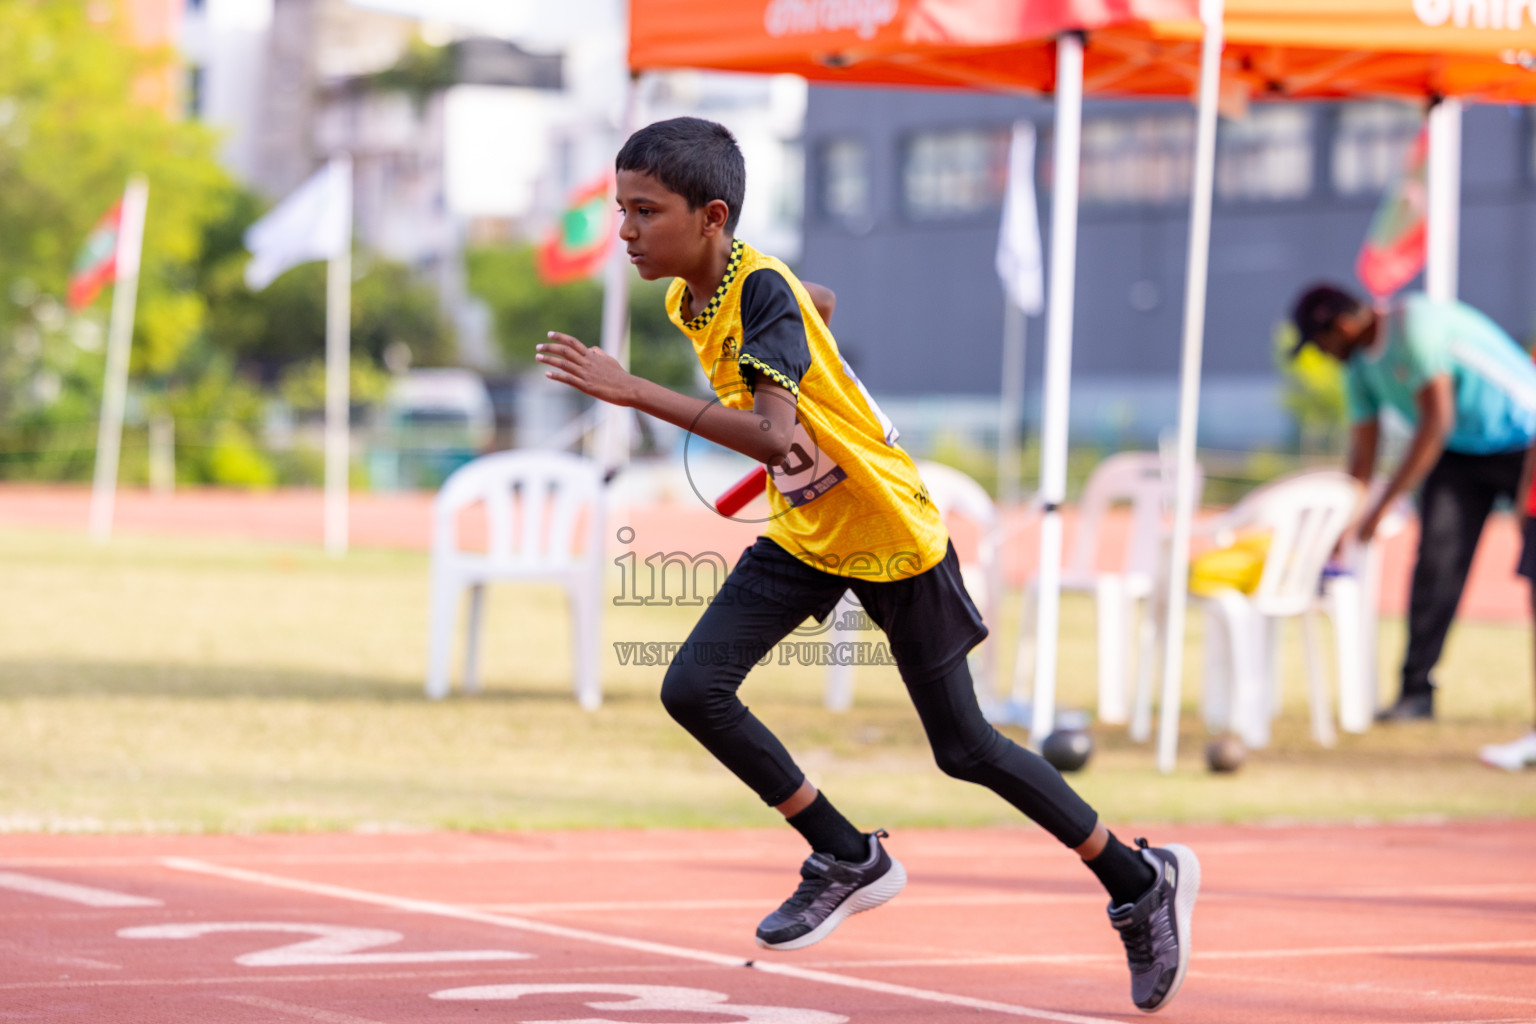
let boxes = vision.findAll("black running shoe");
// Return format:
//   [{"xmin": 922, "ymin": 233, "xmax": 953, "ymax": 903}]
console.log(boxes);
[
  {"xmin": 1375, "ymin": 691, "xmax": 1434, "ymax": 722},
  {"xmin": 755, "ymin": 831, "xmax": 906, "ymax": 951},
  {"xmin": 1107, "ymin": 839, "xmax": 1200, "ymax": 1013}
]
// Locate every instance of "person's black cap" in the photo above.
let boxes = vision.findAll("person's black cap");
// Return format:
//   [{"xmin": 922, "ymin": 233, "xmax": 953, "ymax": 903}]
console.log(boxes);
[{"xmin": 1289, "ymin": 283, "xmax": 1359, "ymax": 356}]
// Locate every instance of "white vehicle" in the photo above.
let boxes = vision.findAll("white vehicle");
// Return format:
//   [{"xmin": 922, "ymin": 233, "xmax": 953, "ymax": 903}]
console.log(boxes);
[{"xmin": 369, "ymin": 369, "xmax": 495, "ymax": 490}]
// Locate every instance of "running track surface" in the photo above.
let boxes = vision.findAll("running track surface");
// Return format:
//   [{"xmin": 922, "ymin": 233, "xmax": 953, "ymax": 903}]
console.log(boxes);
[{"xmin": 3, "ymin": 822, "xmax": 1533, "ymax": 1023}]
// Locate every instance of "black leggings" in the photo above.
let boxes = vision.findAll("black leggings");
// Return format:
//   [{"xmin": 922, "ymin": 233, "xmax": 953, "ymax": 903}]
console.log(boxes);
[{"xmin": 660, "ymin": 547, "xmax": 1099, "ymax": 849}]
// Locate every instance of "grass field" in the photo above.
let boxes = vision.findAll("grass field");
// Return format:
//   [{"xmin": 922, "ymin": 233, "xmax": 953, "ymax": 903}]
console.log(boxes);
[{"xmin": 1, "ymin": 527, "xmax": 1532, "ymax": 834}]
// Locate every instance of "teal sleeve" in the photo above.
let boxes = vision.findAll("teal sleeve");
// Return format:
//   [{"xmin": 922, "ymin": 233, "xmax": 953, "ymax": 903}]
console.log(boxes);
[
  {"xmin": 1344, "ymin": 364, "xmax": 1377, "ymax": 424},
  {"xmin": 1401, "ymin": 301, "xmax": 1454, "ymax": 393}
]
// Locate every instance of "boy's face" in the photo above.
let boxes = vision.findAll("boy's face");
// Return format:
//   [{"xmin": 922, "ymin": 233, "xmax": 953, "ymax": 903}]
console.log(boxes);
[{"xmin": 615, "ymin": 169, "xmax": 725, "ymax": 281}]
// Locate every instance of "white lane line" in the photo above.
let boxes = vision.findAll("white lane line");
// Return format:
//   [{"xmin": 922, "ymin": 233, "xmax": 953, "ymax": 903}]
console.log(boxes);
[
  {"xmin": 222, "ymin": 993, "xmax": 391, "ymax": 1023},
  {"xmin": 0, "ymin": 871, "xmax": 161, "ymax": 907},
  {"xmin": 470, "ymin": 892, "xmax": 1090, "ymax": 914},
  {"xmin": 163, "ymin": 857, "xmax": 1122, "ymax": 1024},
  {"xmin": 794, "ymin": 939, "xmax": 1536, "ymax": 971}
]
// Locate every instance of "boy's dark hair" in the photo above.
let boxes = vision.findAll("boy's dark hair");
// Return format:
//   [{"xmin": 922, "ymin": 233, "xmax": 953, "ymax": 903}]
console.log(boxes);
[
  {"xmin": 1289, "ymin": 282, "xmax": 1362, "ymax": 356},
  {"xmin": 616, "ymin": 117, "xmax": 745, "ymax": 233}
]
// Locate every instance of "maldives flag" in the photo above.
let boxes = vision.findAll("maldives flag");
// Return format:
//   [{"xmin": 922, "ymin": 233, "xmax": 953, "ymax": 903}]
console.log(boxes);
[
  {"xmin": 1355, "ymin": 125, "xmax": 1429, "ymax": 300},
  {"xmin": 68, "ymin": 200, "xmax": 124, "ymax": 311},
  {"xmin": 537, "ymin": 175, "xmax": 614, "ymax": 286}
]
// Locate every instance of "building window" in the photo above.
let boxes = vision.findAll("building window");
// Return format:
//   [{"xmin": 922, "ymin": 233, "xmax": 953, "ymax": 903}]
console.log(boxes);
[
  {"xmin": 901, "ymin": 126, "xmax": 1009, "ymax": 219},
  {"xmin": 1079, "ymin": 115, "xmax": 1194, "ymax": 205},
  {"xmin": 1332, "ymin": 102, "xmax": 1422, "ymax": 195},
  {"xmin": 819, "ymin": 137, "xmax": 870, "ymax": 224},
  {"xmin": 1216, "ymin": 107, "xmax": 1313, "ymax": 201}
]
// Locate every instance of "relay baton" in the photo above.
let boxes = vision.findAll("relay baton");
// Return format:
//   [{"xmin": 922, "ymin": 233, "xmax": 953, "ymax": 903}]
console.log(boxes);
[{"xmin": 715, "ymin": 465, "xmax": 768, "ymax": 516}]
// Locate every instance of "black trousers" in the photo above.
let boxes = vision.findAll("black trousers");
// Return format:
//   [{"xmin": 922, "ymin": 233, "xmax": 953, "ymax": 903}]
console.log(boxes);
[
  {"xmin": 1401, "ymin": 447, "xmax": 1526, "ymax": 696},
  {"xmin": 660, "ymin": 537, "xmax": 1100, "ymax": 849}
]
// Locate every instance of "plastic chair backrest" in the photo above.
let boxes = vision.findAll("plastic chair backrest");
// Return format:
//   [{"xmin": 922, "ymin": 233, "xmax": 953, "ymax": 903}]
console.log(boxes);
[
  {"xmin": 1068, "ymin": 451, "xmax": 1203, "ymax": 579},
  {"xmin": 1220, "ymin": 470, "xmax": 1362, "ymax": 617},
  {"xmin": 432, "ymin": 449, "xmax": 604, "ymax": 571},
  {"xmin": 916, "ymin": 460, "xmax": 998, "ymax": 535}
]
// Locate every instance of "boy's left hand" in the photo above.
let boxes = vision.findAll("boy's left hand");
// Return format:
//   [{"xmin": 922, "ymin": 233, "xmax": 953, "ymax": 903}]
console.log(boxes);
[{"xmin": 537, "ymin": 332, "xmax": 636, "ymax": 406}]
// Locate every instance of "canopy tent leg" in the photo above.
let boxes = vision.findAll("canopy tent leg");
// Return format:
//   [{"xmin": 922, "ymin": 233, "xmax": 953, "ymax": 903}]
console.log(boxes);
[
  {"xmin": 1156, "ymin": 0, "xmax": 1224, "ymax": 773},
  {"xmin": 1426, "ymin": 98, "xmax": 1461, "ymax": 303},
  {"xmin": 1028, "ymin": 31, "xmax": 1084, "ymax": 747}
]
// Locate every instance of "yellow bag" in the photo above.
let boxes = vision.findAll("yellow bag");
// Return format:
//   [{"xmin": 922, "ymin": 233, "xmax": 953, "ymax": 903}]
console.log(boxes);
[{"xmin": 1189, "ymin": 532, "xmax": 1271, "ymax": 597}]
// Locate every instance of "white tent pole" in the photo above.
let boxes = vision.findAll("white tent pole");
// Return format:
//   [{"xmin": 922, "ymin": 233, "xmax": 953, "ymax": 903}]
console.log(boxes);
[
  {"xmin": 323, "ymin": 155, "xmax": 353, "ymax": 559},
  {"xmin": 1155, "ymin": 0, "xmax": 1224, "ymax": 773},
  {"xmin": 1425, "ymin": 98, "xmax": 1461, "ymax": 303},
  {"xmin": 89, "ymin": 174, "xmax": 149, "ymax": 544},
  {"xmin": 1027, "ymin": 31, "xmax": 1083, "ymax": 746},
  {"xmin": 594, "ymin": 73, "xmax": 641, "ymax": 478}
]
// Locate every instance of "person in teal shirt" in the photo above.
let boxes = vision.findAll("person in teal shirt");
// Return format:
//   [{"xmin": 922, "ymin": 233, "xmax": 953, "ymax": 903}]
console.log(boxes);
[{"xmin": 1292, "ymin": 284, "xmax": 1536, "ymax": 721}]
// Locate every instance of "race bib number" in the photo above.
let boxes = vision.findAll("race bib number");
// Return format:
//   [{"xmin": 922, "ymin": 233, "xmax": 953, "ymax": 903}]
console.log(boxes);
[{"xmin": 768, "ymin": 420, "xmax": 846, "ymax": 507}]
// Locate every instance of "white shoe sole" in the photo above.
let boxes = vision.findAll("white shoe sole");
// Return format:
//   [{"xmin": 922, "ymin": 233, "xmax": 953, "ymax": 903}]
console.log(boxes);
[
  {"xmin": 1144, "ymin": 843, "xmax": 1201, "ymax": 1014},
  {"xmin": 755, "ymin": 857, "xmax": 907, "ymax": 951}
]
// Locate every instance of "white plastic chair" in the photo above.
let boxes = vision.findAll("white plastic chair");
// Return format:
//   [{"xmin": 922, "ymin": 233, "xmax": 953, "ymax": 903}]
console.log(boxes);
[
  {"xmin": 1193, "ymin": 470, "xmax": 1363, "ymax": 749},
  {"xmin": 425, "ymin": 449, "xmax": 605, "ymax": 710},
  {"xmin": 823, "ymin": 460, "xmax": 1002, "ymax": 711},
  {"xmin": 1013, "ymin": 451, "xmax": 1204, "ymax": 726}
]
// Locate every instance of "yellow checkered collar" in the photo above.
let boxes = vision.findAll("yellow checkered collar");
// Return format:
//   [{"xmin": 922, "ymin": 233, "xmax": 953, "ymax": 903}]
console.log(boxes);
[{"xmin": 679, "ymin": 238, "xmax": 746, "ymax": 332}]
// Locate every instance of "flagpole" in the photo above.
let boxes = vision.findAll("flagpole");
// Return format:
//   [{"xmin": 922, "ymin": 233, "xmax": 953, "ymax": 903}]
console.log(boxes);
[
  {"xmin": 89, "ymin": 175, "xmax": 149, "ymax": 544},
  {"xmin": 324, "ymin": 155, "xmax": 353, "ymax": 559},
  {"xmin": 997, "ymin": 301, "xmax": 1026, "ymax": 509},
  {"xmin": 593, "ymin": 73, "xmax": 640, "ymax": 481}
]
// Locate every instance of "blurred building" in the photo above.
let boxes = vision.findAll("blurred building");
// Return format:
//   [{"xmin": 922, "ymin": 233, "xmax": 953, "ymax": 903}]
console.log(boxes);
[{"xmin": 799, "ymin": 89, "xmax": 1536, "ymax": 454}]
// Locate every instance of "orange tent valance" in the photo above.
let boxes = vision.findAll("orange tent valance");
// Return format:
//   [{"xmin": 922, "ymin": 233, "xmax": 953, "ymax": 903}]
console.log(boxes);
[
  {"xmin": 630, "ymin": 0, "xmax": 1200, "ymax": 93},
  {"xmin": 631, "ymin": 0, "xmax": 1536, "ymax": 102}
]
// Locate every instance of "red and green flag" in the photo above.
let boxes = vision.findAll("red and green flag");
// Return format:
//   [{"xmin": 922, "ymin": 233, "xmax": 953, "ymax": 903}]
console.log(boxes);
[
  {"xmin": 537, "ymin": 175, "xmax": 614, "ymax": 286},
  {"xmin": 1355, "ymin": 124, "xmax": 1429, "ymax": 300},
  {"xmin": 68, "ymin": 200, "xmax": 124, "ymax": 311}
]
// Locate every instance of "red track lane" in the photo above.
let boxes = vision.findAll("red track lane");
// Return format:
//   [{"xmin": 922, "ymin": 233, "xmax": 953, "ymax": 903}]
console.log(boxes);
[{"xmin": 2, "ymin": 823, "xmax": 1534, "ymax": 1023}]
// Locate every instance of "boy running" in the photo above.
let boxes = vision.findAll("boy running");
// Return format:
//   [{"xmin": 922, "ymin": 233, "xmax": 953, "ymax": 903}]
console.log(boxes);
[{"xmin": 536, "ymin": 116, "xmax": 1200, "ymax": 1014}]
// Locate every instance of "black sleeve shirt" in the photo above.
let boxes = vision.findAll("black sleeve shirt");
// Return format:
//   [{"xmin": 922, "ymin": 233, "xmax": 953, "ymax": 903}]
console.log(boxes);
[{"xmin": 737, "ymin": 269, "xmax": 811, "ymax": 397}]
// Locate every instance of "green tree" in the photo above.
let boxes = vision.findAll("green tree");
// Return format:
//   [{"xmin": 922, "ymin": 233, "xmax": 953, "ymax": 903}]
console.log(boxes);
[
  {"xmin": 0, "ymin": 0, "xmax": 232, "ymax": 479},
  {"xmin": 465, "ymin": 243, "xmax": 698, "ymax": 392},
  {"xmin": 0, "ymin": 0, "xmax": 231, "ymax": 375}
]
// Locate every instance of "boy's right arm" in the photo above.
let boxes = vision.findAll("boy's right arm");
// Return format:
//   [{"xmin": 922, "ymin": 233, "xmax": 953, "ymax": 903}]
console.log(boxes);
[{"xmin": 537, "ymin": 331, "xmax": 798, "ymax": 466}]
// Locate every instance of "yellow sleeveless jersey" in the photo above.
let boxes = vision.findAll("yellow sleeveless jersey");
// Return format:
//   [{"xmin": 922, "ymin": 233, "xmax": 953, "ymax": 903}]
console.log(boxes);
[{"xmin": 666, "ymin": 239, "xmax": 948, "ymax": 581}]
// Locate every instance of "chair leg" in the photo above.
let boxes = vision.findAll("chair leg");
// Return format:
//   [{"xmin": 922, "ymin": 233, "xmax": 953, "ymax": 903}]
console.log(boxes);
[
  {"xmin": 1009, "ymin": 582, "xmax": 1038, "ymax": 706},
  {"xmin": 1261, "ymin": 616, "xmax": 1282, "ymax": 723},
  {"xmin": 463, "ymin": 584, "xmax": 486, "ymax": 695},
  {"xmin": 1212, "ymin": 594, "xmax": 1266, "ymax": 748},
  {"xmin": 1095, "ymin": 576, "xmax": 1129, "ymax": 724},
  {"xmin": 1301, "ymin": 610, "xmax": 1337, "ymax": 747},
  {"xmin": 1327, "ymin": 576, "xmax": 1370, "ymax": 734},
  {"xmin": 1200, "ymin": 600, "xmax": 1229, "ymax": 733},
  {"xmin": 824, "ymin": 595, "xmax": 856, "ymax": 712},
  {"xmin": 571, "ymin": 581, "xmax": 602, "ymax": 712},
  {"xmin": 1129, "ymin": 595, "xmax": 1160, "ymax": 742},
  {"xmin": 425, "ymin": 572, "xmax": 461, "ymax": 699}
]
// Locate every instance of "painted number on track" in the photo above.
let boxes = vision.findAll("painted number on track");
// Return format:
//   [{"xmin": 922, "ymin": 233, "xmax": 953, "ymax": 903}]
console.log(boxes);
[
  {"xmin": 116, "ymin": 921, "xmax": 531, "ymax": 965},
  {"xmin": 431, "ymin": 983, "xmax": 849, "ymax": 1023}
]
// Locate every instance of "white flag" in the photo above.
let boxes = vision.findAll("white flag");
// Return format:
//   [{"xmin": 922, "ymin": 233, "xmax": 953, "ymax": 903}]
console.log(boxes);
[
  {"xmin": 995, "ymin": 122, "xmax": 1044, "ymax": 316},
  {"xmin": 244, "ymin": 158, "xmax": 352, "ymax": 291}
]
